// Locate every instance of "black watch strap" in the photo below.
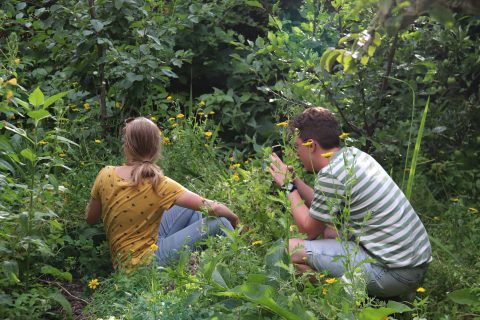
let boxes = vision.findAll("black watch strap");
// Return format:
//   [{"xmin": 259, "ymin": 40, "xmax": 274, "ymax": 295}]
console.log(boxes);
[{"xmin": 287, "ymin": 181, "xmax": 297, "ymax": 193}]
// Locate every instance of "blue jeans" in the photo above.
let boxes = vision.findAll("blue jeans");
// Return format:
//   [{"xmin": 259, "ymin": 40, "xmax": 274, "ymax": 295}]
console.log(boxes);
[
  {"xmin": 304, "ymin": 239, "xmax": 428, "ymax": 298},
  {"xmin": 155, "ymin": 205, "xmax": 233, "ymax": 265}
]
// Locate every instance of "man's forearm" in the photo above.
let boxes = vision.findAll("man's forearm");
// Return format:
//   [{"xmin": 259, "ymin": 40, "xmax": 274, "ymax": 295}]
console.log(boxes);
[
  {"xmin": 288, "ymin": 191, "xmax": 324, "ymax": 240},
  {"xmin": 293, "ymin": 177, "xmax": 314, "ymax": 208}
]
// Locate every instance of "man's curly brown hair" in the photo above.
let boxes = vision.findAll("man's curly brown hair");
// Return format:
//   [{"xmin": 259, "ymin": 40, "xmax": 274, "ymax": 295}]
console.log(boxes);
[{"xmin": 290, "ymin": 107, "xmax": 341, "ymax": 149}]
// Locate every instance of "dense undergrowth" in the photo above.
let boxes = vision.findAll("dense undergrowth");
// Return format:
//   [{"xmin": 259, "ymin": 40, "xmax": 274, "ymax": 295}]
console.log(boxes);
[{"xmin": 1, "ymin": 0, "xmax": 480, "ymax": 319}]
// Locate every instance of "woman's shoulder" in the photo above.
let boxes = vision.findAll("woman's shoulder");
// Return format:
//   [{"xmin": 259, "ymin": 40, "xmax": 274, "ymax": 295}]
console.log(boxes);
[{"xmin": 156, "ymin": 176, "xmax": 185, "ymax": 191}]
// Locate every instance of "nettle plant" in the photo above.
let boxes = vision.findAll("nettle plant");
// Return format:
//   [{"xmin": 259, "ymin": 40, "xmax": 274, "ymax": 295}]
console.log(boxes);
[{"xmin": 0, "ymin": 76, "xmax": 75, "ymax": 317}]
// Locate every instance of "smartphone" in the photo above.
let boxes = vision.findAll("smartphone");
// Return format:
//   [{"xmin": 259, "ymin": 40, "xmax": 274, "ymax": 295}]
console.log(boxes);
[{"xmin": 272, "ymin": 144, "xmax": 283, "ymax": 161}]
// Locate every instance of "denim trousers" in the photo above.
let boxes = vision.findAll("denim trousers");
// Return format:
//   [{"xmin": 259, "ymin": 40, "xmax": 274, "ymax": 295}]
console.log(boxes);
[
  {"xmin": 155, "ymin": 205, "xmax": 233, "ymax": 265},
  {"xmin": 304, "ymin": 239, "xmax": 428, "ymax": 298}
]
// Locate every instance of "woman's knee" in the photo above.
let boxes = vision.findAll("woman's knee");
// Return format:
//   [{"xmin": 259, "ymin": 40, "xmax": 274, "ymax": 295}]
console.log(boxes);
[{"xmin": 218, "ymin": 217, "xmax": 234, "ymax": 231}]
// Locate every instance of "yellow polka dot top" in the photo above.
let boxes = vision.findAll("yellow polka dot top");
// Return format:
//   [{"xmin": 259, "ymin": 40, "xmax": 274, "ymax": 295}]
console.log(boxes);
[{"xmin": 90, "ymin": 166, "xmax": 185, "ymax": 269}]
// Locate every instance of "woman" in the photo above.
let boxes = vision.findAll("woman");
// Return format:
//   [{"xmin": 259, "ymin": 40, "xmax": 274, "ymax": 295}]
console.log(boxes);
[{"xmin": 85, "ymin": 117, "xmax": 239, "ymax": 269}]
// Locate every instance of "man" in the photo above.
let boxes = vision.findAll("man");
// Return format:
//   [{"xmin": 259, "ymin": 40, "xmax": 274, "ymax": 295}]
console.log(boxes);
[{"xmin": 269, "ymin": 107, "xmax": 431, "ymax": 298}]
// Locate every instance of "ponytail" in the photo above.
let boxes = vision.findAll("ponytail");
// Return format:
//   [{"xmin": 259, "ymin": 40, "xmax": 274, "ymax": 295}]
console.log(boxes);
[{"xmin": 123, "ymin": 117, "xmax": 164, "ymax": 190}]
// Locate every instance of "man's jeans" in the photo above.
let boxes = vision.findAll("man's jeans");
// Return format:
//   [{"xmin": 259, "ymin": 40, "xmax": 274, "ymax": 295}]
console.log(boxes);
[
  {"xmin": 155, "ymin": 205, "xmax": 233, "ymax": 265},
  {"xmin": 304, "ymin": 239, "xmax": 428, "ymax": 298}
]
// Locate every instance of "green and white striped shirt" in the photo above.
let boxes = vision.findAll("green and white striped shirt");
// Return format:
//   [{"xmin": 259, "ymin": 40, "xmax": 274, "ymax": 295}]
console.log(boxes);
[{"xmin": 310, "ymin": 147, "xmax": 432, "ymax": 268}]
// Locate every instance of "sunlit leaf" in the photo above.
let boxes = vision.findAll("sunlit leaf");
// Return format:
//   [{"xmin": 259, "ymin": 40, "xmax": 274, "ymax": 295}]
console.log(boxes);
[{"xmin": 28, "ymin": 87, "xmax": 45, "ymax": 108}]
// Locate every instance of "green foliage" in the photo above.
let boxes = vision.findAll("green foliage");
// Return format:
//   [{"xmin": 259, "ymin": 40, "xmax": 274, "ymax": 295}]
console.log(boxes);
[{"xmin": 1, "ymin": 0, "xmax": 479, "ymax": 318}]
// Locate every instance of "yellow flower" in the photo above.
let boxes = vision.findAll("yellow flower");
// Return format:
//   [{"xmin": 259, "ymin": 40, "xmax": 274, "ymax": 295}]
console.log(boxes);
[
  {"xmin": 416, "ymin": 287, "xmax": 426, "ymax": 293},
  {"xmin": 150, "ymin": 243, "xmax": 158, "ymax": 251},
  {"xmin": 166, "ymin": 95, "xmax": 173, "ymax": 101},
  {"xmin": 468, "ymin": 207, "xmax": 478, "ymax": 214},
  {"xmin": 163, "ymin": 137, "xmax": 171, "ymax": 145},
  {"xmin": 115, "ymin": 102, "xmax": 122, "ymax": 109},
  {"xmin": 38, "ymin": 140, "xmax": 48, "ymax": 145},
  {"xmin": 199, "ymin": 101, "xmax": 206, "ymax": 106},
  {"xmin": 339, "ymin": 132, "xmax": 349, "ymax": 139},
  {"xmin": 88, "ymin": 278, "xmax": 100, "ymax": 289},
  {"xmin": 168, "ymin": 117, "xmax": 176, "ymax": 121},
  {"xmin": 302, "ymin": 140, "xmax": 313, "ymax": 147},
  {"xmin": 232, "ymin": 172, "xmax": 240, "ymax": 181},
  {"xmin": 321, "ymin": 152, "xmax": 334, "ymax": 158},
  {"xmin": 204, "ymin": 131, "xmax": 213, "ymax": 139},
  {"xmin": 59, "ymin": 153, "xmax": 66, "ymax": 157},
  {"xmin": 197, "ymin": 112, "xmax": 205, "ymax": 116},
  {"xmin": 15, "ymin": 58, "xmax": 21, "ymax": 64},
  {"xmin": 276, "ymin": 121, "xmax": 288, "ymax": 127},
  {"xmin": 150, "ymin": 116, "xmax": 157, "ymax": 121},
  {"xmin": 252, "ymin": 240, "xmax": 263, "ymax": 246},
  {"xmin": 83, "ymin": 103, "xmax": 90, "ymax": 110},
  {"xmin": 6, "ymin": 90, "xmax": 13, "ymax": 100},
  {"xmin": 208, "ymin": 111, "xmax": 215, "ymax": 115},
  {"xmin": 71, "ymin": 107, "xmax": 80, "ymax": 112},
  {"xmin": 171, "ymin": 123, "xmax": 178, "ymax": 128},
  {"xmin": 450, "ymin": 198, "xmax": 459, "ymax": 202},
  {"xmin": 6, "ymin": 78, "xmax": 17, "ymax": 86},
  {"xmin": 325, "ymin": 278, "xmax": 337, "ymax": 284},
  {"xmin": 322, "ymin": 288, "xmax": 328, "ymax": 295},
  {"xmin": 95, "ymin": 139, "xmax": 101, "ymax": 144},
  {"xmin": 176, "ymin": 113, "xmax": 185, "ymax": 119}
]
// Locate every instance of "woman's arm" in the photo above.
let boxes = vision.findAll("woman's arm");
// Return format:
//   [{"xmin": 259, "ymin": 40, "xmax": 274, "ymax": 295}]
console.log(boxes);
[
  {"xmin": 86, "ymin": 198, "xmax": 102, "ymax": 225},
  {"xmin": 174, "ymin": 190, "xmax": 240, "ymax": 228}
]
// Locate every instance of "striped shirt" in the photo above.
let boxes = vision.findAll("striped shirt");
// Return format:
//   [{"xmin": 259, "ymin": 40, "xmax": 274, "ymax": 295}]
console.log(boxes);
[{"xmin": 310, "ymin": 147, "xmax": 432, "ymax": 268}]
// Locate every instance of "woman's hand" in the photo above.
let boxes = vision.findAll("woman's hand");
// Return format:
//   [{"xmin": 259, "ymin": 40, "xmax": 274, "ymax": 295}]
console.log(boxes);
[
  {"xmin": 175, "ymin": 192, "xmax": 240, "ymax": 228},
  {"xmin": 269, "ymin": 152, "xmax": 293, "ymax": 187},
  {"xmin": 204, "ymin": 200, "xmax": 240, "ymax": 228}
]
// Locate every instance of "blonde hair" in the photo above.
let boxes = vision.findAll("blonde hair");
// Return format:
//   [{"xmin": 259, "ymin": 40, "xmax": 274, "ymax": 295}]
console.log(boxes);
[{"xmin": 123, "ymin": 117, "xmax": 164, "ymax": 189}]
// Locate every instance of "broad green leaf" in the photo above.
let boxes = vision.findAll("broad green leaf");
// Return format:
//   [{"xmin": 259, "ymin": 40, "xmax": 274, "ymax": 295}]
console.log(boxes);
[
  {"xmin": 358, "ymin": 307, "xmax": 396, "ymax": 320},
  {"xmin": 367, "ymin": 45, "xmax": 376, "ymax": 57},
  {"xmin": 4, "ymin": 122, "xmax": 34, "ymax": 144},
  {"xmin": 448, "ymin": 288, "xmax": 480, "ymax": 306},
  {"xmin": 41, "ymin": 265, "xmax": 72, "ymax": 281},
  {"xmin": 0, "ymin": 159, "xmax": 15, "ymax": 173},
  {"xmin": 0, "ymin": 136, "xmax": 13, "ymax": 152},
  {"xmin": 360, "ymin": 55, "xmax": 370, "ymax": 65},
  {"xmin": 91, "ymin": 19, "xmax": 104, "ymax": 32},
  {"xmin": 28, "ymin": 87, "xmax": 45, "ymax": 108},
  {"xmin": 216, "ymin": 283, "xmax": 308, "ymax": 320},
  {"xmin": 211, "ymin": 268, "xmax": 228, "ymax": 289},
  {"xmin": 28, "ymin": 109, "xmax": 51, "ymax": 126},
  {"xmin": 20, "ymin": 148, "xmax": 37, "ymax": 163},
  {"xmin": 44, "ymin": 91, "xmax": 69, "ymax": 108},
  {"xmin": 373, "ymin": 32, "xmax": 381, "ymax": 46},
  {"xmin": 325, "ymin": 50, "xmax": 342, "ymax": 72},
  {"xmin": 14, "ymin": 98, "xmax": 30, "ymax": 110},
  {"xmin": 245, "ymin": 0, "xmax": 263, "ymax": 9},
  {"xmin": 265, "ymin": 239, "xmax": 290, "ymax": 281},
  {"xmin": 386, "ymin": 300, "xmax": 412, "ymax": 313},
  {"xmin": 49, "ymin": 291, "xmax": 73, "ymax": 319}
]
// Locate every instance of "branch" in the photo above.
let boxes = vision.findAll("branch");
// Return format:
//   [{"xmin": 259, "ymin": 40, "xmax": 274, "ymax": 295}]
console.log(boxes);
[{"xmin": 87, "ymin": 0, "xmax": 107, "ymax": 121}]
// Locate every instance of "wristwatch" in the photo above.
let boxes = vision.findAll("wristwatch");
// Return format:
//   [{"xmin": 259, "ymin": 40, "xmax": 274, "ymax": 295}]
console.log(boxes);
[{"xmin": 286, "ymin": 181, "xmax": 297, "ymax": 193}]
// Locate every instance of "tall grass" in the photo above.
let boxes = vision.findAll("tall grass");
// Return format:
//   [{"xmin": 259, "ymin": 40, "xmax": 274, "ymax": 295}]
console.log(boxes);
[{"xmin": 406, "ymin": 96, "xmax": 430, "ymax": 199}]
